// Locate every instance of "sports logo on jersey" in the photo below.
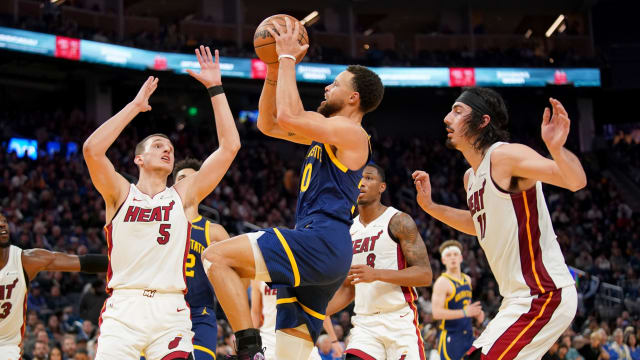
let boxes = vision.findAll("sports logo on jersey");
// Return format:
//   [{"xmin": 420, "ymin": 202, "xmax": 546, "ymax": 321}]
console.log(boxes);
[{"xmin": 124, "ymin": 201, "xmax": 175, "ymax": 222}]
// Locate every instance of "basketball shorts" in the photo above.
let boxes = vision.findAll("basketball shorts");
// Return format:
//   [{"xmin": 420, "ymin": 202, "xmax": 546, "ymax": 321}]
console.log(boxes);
[
  {"xmin": 253, "ymin": 215, "xmax": 353, "ymax": 343},
  {"xmin": 344, "ymin": 305, "xmax": 426, "ymax": 360},
  {"xmin": 437, "ymin": 328, "xmax": 474, "ymax": 360},
  {"xmin": 469, "ymin": 286, "xmax": 577, "ymax": 360},
  {"xmin": 95, "ymin": 289, "xmax": 194, "ymax": 360},
  {"xmin": 0, "ymin": 345, "xmax": 20, "ymax": 360},
  {"xmin": 191, "ymin": 306, "xmax": 217, "ymax": 360}
]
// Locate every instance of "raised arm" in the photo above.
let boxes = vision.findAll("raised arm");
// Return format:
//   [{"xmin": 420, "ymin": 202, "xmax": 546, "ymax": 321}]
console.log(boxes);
[
  {"xmin": 22, "ymin": 250, "xmax": 108, "ymax": 282},
  {"xmin": 413, "ymin": 170, "xmax": 476, "ymax": 235},
  {"xmin": 492, "ymin": 98, "xmax": 586, "ymax": 192},
  {"xmin": 267, "ymin": 18, "xmax": 368, "ymax": 170},
  {"xmin": 176, "ymin": 47, "xmax": 241, "ymax": 209},
  {"xmin": 83, "ymin": 77, "xmax": 158, "ymax": 217},
  {"xmin": 256, "ymin": 65, "xmax": 311, "ymax": 145},
  {"xmin": 349, "ymin": 212, "xmax": 432, "ymax": 287}
]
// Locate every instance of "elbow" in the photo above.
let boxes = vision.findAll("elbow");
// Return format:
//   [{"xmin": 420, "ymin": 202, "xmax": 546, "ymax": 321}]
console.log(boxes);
[
  {"xmin": 569, "ymin": 178, "xmax": 587, "ymax": 192},
  {"xmin": 82, "ymin": 139, "xmax": 98, "ymax": 159},
  {"xmin": 423, "ymin": 269, "xmax": 433, "ymax": 287}
]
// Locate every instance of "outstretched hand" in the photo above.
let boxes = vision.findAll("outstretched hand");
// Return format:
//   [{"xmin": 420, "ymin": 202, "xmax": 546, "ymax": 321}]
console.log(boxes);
[
  {"xmin": 412, "ymin": 170, "xmax": 433, "ymax": 212},
  {"xmin": 266, "ymin": 17, "xmax": 309, "ymax": 60},
  {"xmin": 186, "ymin": 46, "xmax": 222, "ymax": 88},
  {"xmin": 541, "ymin": 98, "xmax": 571, "ymax": 153},
  {"xmin": 131, "ymin": 76, "xmax": 159, "ymax": 112}
]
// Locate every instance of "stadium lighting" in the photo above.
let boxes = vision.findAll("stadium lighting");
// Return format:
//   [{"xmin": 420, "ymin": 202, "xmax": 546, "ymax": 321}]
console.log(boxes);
[
  {"xmin": 545, "ymin": 14, "xmax": 565, "ymax": 38},
  {"xmin": 300, "ymin": 11, "xmax": 319, "ymax": 26},
  {"xmin": 524, "ymin": 29, "xmax": 533, "ymax": 39},
  {"xmin": 50, "ymin": 0, "xmax": 66, "ymax": 4}
]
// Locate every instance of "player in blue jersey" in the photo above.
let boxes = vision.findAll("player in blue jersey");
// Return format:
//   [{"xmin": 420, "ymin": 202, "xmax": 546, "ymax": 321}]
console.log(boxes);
[
  {"xmin": 201, "ymin": 17, "xmax": 384, "ymax": 360},
  {"xmin": 174, "ymin": 158, "xmax": 231, "ymax": 360},
  {"xmin": 431, "ymin": 240, "xmax": 484, "ymax": 360}
]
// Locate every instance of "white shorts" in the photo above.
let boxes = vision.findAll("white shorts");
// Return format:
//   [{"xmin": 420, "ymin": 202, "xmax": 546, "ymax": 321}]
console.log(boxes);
[
  {"xmin": 95, "ymin": 290, "xmax": 194, "ymax": 360},
  {"xmin": 0, "ymin": 345, "xmax": 20, "ymax": 360},
  {"xmin": 345, "ymin": 305, "xmax": 426, "ymax": 360},
  {"xmin": 261, "ymin": 328, "xmax": 277, "ymax": 360},
  {"xmin": 471, "ymin": 286, "xmax": 577, "ymax": 360}
]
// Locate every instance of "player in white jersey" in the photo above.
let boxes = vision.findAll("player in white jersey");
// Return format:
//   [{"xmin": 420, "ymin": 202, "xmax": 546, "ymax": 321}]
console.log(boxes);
[
  {"xmin": 326, "ymin": 164, "xmax": 432, "ymax": 360},
  {"xmin": 83, "ymin": 46, "xmax": 240, "ymax": 360},
  {"xmin": 250, "ymin": 280, "xmax": 338, "ymax": 360},
  {"xmin": 0, "ymin": 214, "xmax": 108, "ymax": 360},
  {"xmin": 413, "ymin": 88, "xmax": 586, "ymax": 360}
]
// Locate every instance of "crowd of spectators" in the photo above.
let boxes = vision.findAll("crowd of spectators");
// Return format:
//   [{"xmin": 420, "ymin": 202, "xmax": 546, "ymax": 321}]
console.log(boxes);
[
  {"xmin": 0, "ymin": 2, "xmax": 598, "ymax": 68},
  {"xmin": 1, "ymin": 106, "xmax": 639, "ymax": 359}
]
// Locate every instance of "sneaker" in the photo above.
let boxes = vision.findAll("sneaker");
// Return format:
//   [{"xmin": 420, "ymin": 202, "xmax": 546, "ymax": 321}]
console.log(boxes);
[{"xmin": 224, "ymin": 346, "xmax": 265, "ymax": 360}]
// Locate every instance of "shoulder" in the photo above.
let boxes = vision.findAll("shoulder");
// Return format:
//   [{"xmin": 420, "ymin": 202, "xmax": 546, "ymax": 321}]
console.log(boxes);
[
  {"xmin": 490, "ymin": 143, "xmax": 534, "ymax": 163},
  {"xmin": 433, "ymin": 275, "xmax": 453, "ymax": 292},
  {"xmin": 388, "ymin": 211, "xmax": 418, "ymax": 239}
]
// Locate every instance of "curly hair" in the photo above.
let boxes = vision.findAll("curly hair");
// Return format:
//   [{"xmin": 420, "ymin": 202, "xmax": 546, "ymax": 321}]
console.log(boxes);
[
  {"xmin": 346, "ymin": 65, "xmax": 384, "ymax": 114},
  {"xmin": 173, "ymin": 157, "xmax": 202, "ymax": 182},
  {"xmin": 460, "ymin": 87, "xmax": 510, "ymax": 153}
]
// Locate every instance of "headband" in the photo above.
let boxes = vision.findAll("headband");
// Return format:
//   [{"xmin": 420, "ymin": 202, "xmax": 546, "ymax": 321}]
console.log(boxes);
[
  {"xmin": 456, "ymin": 91, "xmax": 493, "ymax": 118},
  {"xmin": 441, "ymin": 245, "xmax": 462, "ymax": 258}
]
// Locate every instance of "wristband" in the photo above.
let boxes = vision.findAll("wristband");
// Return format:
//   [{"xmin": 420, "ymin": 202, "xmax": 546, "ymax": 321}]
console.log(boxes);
[
  {"xmin": 278, "ymin": 54, "xmax": 296, "ymax": 62},
  {"xmin": 79, "ymin": 254, "xmax": 109, "ymax": 273},
  {"xmin": 207, "ymin": 85, "xmax": 224, "ymax": 97},
  {"xmin": 462, "ymin": 308, "xmax": 468, "ymax": 318}
]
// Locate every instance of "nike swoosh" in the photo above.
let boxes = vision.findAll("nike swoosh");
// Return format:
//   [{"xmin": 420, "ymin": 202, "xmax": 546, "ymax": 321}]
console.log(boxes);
[
  {"xmin": 133, "ymin": 198, "xmax": 144, "ymax": 202},
  {"xmin": 400, "ymin": 312, "xmax": 410, "ymax": 318},
  {"xmin": 177, "ymin": 308, "xmax": 186, "ymax": 312}
]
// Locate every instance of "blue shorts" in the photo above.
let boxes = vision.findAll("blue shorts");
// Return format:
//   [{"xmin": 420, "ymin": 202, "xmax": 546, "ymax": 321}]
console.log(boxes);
[
  {"xmin": 256, "ymin": 216, "xmax": 352, "ymax": 342},
  {"xmin": 191, "ymin": 306, "xmax": 217, "ymax": 360},
  {"xmin": 438, "ymin": 329, "xmax": 474, "ymax": 360}
]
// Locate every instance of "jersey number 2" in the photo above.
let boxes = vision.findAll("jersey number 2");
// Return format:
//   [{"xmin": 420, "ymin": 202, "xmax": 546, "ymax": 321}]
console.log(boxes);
[
  {"xmin": 185, "ymin": 254, "xmax": 196, "ymax": 277},
  {"xmin": 157, "ymin": 224, "xmax": 171, "ymax": 244}
]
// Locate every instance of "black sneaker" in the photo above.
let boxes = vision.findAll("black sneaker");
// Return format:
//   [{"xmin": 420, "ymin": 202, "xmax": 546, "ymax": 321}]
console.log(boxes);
[{"xmin": 224, "ymin": 346, "xmax": 266, "ymax": 360}]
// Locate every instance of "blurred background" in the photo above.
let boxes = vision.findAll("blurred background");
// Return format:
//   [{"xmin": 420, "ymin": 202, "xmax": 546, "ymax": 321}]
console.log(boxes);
[{"xmin": 0, "ymin": 0, "xmax": 639, "ymax": 359}]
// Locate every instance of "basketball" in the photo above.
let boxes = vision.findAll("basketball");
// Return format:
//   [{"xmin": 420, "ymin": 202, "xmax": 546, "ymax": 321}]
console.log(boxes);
[{"xmin": 253, "ymin": 14, "xmax": 309, "ymax": 65}]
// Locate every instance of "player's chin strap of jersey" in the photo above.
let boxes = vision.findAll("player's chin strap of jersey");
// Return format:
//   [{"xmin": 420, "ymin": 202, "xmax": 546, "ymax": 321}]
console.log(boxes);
[{"xmin": 79, "ymin": 254, "xmax": 109, "ymax": 273}]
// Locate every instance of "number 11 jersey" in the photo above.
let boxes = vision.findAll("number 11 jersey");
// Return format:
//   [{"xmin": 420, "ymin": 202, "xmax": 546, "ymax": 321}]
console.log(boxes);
[
  {"xmin": 104, "ymin": 184, "xmax": 190, "ymax": 293},
  {"xmin": 350, "ymin": 206, "xmax": 419, "ymax": 315}
]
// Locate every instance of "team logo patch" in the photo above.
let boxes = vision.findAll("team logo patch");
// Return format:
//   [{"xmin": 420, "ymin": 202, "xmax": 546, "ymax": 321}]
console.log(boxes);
[{"xmin": 168, "ymin": 336, "xmax": 182, "ymax": 350}]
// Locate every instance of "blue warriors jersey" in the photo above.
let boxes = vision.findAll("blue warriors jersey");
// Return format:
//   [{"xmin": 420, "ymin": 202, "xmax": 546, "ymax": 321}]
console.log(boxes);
[
  {"xmin": 440, "ymin": 273, "xmax": 473, "ymax": 333},
  {"xmin": 295, "ymin": 141, "xmax": 365, "ymax": 226},
  {"xmin": 185, "ymin": 216, "xmax": 216, "ymax": 308}
]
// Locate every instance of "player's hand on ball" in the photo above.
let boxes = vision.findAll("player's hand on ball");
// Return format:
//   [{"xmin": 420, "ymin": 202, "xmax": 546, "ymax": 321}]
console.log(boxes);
[
  {"xmin": 348, "ymin": 264, "xmax": 378, "ymax": 284},
  {"xmin": 267, "ymin": 17, "xmax": 309, "ymax": 60},
  {"xmin": 412, "ymin": 170, "xmax": 433, "ymax": 211},
  {"xmin": 186, "ymin": 46, "xmax": 222, "ymax": 88},
  {"xmin": 541, "ymin": 98, "xmax": 571, "ymax": 153},
  {"xmin": 465, "ymin": 301, "xmax": 483, "ymax": 318},
  {"xmin": 131, "ymin": 76, "xmax": 158, "ymax": 112}
]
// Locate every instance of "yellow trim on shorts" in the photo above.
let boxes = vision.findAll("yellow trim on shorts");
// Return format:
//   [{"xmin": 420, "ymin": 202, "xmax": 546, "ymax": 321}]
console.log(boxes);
[
  {"xmin": 497, "ymin": 291, "xmax": 554, "ymax": 360},
  {"xmin": 324, "ymin": 144, "xmax": 348, "ymax": 173},
  {"xmin": 440, "ymin": 329, "xmax": 452, "ymax": 360},
  {"xmin": 194, "ymin": 345, "xmax": 216, "ymax": 359},
  {"xmin": 276, "ymin": 297, "xmax": 326, "ymax": 320},
  {"xmin": 273, "ymin": 228, "xmax": 300, "ymax": 287},
  {"xmin": 205, "ymin": 221, "xmax": 211, "ymax": 246}
]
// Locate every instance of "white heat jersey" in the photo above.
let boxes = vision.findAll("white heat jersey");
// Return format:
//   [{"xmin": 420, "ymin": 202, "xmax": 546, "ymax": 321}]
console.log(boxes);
[
  {"xmin": 258, "ymin": 281, "xmax": 277, "ymax": 333},
  {"xmin": 105, "ymin": 184, "xmax": 190, "ymax": 293},
  {"xmin": 351, "ymin": 207, "xmax": 418, "ymax": 315},
  {"xmin": 466, "ymin": 142, "xmax": 574, "ymax": 298},
  {"xmin": 0, "ymin": 246, "xmax": 28, "ymax": 350}
]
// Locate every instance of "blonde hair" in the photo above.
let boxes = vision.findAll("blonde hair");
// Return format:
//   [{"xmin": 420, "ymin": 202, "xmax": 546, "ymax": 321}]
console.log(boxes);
[{"xmin": 439, "ymin": 239, "xmax": 463, "ymax": 255}]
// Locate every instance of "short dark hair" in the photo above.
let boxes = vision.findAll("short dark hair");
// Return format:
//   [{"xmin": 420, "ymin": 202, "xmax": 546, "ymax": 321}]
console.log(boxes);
[
  {"xmin": 173, "ymin": 158, "xmax": 202, "ymax": 182},
  {"xmin": 346, "ymin": 65, "xmax": 384, "ymax": 114},
  {"xmin": 365, "ymin": 163, "xmax": 385, "ymax": 182},
  {"xmin": 460, "ymin": 87, "xmax": 509, "ymax": 152},
  {"xmin": 134, "ymin": 133, "xmax": 170, "ymax": 156}
]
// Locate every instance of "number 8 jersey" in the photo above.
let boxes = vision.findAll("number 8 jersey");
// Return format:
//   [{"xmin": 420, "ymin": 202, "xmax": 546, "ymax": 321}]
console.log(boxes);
[
  {"xmin": 350, "ymin": 206, "xmax": 419, "ymax": 315},
  {"xmin": 465, "ymin": 142, "xmax": 574, "ymax": 299},
  {"xmin": 104, "ymin": 184, "xmax": 190, "ymax": 293}
]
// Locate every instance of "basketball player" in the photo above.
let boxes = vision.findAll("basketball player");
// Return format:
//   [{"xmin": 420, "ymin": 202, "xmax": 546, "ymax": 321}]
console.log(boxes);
[
  {"xmin": 83, "ymin": 46, "xmax": 240, "ymax": 360},
  {"xmin": 250, "ymin": 280, "xmax": 338, "ymax": 360},
  {"xmin": 201, "ymin": 18, "xmax": 384, "ymax": 360},
  {"xmin": 413, "ymin": 88, "xmax": 586, "ymax": 360},
  {"xmin": 431, "ymin": 240, "xmax": 484, "ymax": 360},
  {"xmin": 175, "ymin": 158, "xmax": 231, "ymax": 359},
  {"xmin": 323, "ymin": 163, "xmax": 432, "ymax": 360},
  {"xmin": 0, "ymin": 213, "xmax": 108, "ymax": 360}
]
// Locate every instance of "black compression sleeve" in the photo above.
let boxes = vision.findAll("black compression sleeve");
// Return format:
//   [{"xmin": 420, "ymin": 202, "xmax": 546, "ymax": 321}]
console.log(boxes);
[{"xmin": 79, "ymin": 254, "xmax": 109, "ymax": 273}]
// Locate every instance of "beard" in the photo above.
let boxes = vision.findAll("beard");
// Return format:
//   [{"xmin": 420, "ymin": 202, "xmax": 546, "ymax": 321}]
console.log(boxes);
[
  {"xmin": 317, "ymin": 100, "xmax": 343, "ymax": 117},
  {"xmin": 445, "ymin": 137, "xmax": 455, "ymax": 149},
  {"xmin": 0, "ymin": 240, "xmax": 10, "ymax": 248}
]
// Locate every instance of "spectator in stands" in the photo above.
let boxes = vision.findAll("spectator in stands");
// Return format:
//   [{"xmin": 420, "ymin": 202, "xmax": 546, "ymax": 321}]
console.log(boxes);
[
  {"xmin": 32, "ymin": 340, "xmax": 49, "ymax": 360},
  {"xmin": 78, "ymin": 279, "xmax": 107, "ymax": 325},
  {"xmin": 27, "ymin": 281, "xmax": 48, "ymax": 314},
  {"xmin": 610, "ymin": 328, "xmax": 632, "ymax": 359},
  {"xmin": 62, "ymin": 333, "xmax": 77, "ymax": 360},
  {"xmin": 624, "ymin": 330, "xmax": 640, "ymax": 360},
  {"xmin": 579, "ymin": 331, "xmax": 608, "ymax": 360},
  {"xmin": 561, "ymin": 335, "xmax": 583, "ymax": 360},
  {"xmin": 49, "ymin": 347, "xmax": 63, "ymax": 360}
]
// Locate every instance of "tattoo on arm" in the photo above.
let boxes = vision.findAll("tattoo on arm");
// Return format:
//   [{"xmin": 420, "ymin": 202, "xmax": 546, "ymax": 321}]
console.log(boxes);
[
  {"xmin": 287, "ymin": 132, "xmax": 297, "ymax": 137},
  {"xmin": 389, "ymin": 212, "xmax": 430, "ymax": 268},
  {"xmin": 266, "ymin": 79, "xmax": 277, "ymax": 86}
]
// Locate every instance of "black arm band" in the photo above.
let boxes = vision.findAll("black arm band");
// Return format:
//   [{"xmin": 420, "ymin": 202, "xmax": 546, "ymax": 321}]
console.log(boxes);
[
  {"xmin": 207, "ymin": 85, "xmax": 224, "ymax": 97},
  {"xmin": 79, "ymin": 254, "xmax": 109, "ymax": 273}
]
